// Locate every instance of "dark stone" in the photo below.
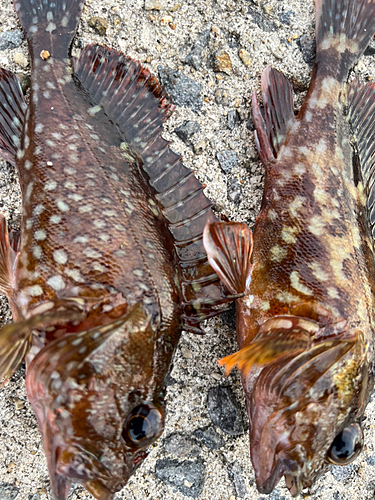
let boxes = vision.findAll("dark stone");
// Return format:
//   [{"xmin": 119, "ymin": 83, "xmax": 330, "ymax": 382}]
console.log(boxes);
[
  {"xmin": 164, "ymin": 433, "xmax": 200, "ymax": 457},
  {"xmin": 228, "ymin": 32, "xmax": 241, "ymax": 48},
  {"xmin": 158, "ymin": 67, "xmax": 203, "ymax": 112},
  {"xmin": 278, "ymin": 10, "xmax": 293, "ymax": 25},
  {"xmin": 364, "ymin": 38, "xmax": 375, "ymax": 56},
  {"xmin": 248, "ymin": 8, "xmax": 277, "ymax": 32},
  {"xmin": 297, "ymin": 34, "xmax": 316, "ymax": 67},
  {"xmin": 215, "ymin": 88, "xmax": 230, "ymax": 106},
  {"xmin": 367, "ymin": 455, "xmax": 375, "ymax": 466},
  {"xmin": 216, "ymin": 150, "xmax": 238, "ymax": 174},
  {"xmin": 0, "ymin": 31, "xmax": 23, "ymax": 51},
  {"xmin": 174, "ymin": 120, "xmax": 200, "ymax": 143},
  {"xmin": 228, "ymin": 461, "xmax": 247, "ymax": 498},
  {"xmin": 155, "ymin": 459, "xmax": 205, "ymax": 498},
  {"xmin": 269, "ymin": 490, "xmax": 286, "ymax": 500},
  {"xmin": 28, "ymin": 496, "xmax": 40, "ymax": 500},
  {"xmin": 207, "ymin": 386, "xmax": 243, "ymax": 436},
  {"xmin": 193, "ymin": 426, "xmax": 224, "ymax": 450},
  {"xmin": 227, "ymin": 109, "xmax": 239, "ymax": 130},
  {"xmin": 227, "ymin": 178, "xmax": 242, "ymax": 204},
  {"xmin": 221, "ymin": 302, "xmax": 236, "ymax": 329},
  {"xmin": 185, "ymin": 30, "xmax": 210, "ymax": 70},
  {"xmin": 18, "ymin": 74, "xmax": 31, "ymax": 95},
  {"xmin": 0, "ymin": 483, "xmax": 19, "ymax": 500}
]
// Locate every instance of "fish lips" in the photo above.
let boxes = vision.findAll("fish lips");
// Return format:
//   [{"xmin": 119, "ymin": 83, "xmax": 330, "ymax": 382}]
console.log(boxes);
[{"xmin": 255, "ymin": 456, "xmax": 304, "ymax": 497}]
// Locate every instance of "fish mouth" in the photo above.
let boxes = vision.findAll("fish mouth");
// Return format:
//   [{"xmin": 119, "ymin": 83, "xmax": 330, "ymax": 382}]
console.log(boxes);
[{"xmin": 256, "ymin": 458, "xmax": 303, "ymax": 497}]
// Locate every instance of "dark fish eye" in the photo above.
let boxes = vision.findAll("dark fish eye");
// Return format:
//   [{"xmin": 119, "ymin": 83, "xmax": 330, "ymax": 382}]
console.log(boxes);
[
  {"xmin": 327, "ymin": 423, "xmax": 363, "ymax": 465},
  {"xmin": 123, "ymin": 404, "xmax": 163, "ymax": 448}
]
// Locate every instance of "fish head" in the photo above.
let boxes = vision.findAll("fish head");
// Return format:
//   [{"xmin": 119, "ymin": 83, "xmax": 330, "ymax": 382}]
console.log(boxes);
[
  {"xmin": 26, "ymin": 303, "xmax": 171, "ymax": 499},
  {"xmin": 246, "ymin": 328, "xmax": 371, "ymax": 496}
]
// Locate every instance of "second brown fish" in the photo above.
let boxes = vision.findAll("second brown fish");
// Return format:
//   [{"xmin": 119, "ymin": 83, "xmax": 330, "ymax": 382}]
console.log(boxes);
[{"xmin": 204, "ymin": 0, "xmax": 375, "ymax": 495}]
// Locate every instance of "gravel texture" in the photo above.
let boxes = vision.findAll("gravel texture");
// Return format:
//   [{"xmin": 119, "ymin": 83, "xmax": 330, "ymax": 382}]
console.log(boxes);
[{"xmin": 0, "ymin": 0, "xmax": 375, "ymax": 499}]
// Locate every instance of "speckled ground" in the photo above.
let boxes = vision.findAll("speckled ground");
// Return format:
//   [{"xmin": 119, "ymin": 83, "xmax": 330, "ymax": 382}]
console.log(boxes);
[{"xmin": 0, "ymin": 0, "xmax": 375, "ymax": 499}]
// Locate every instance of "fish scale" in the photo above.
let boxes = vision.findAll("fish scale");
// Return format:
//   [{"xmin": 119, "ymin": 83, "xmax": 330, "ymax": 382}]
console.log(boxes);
[{"xmin": 0, "ymin": 0, "xmax": 235, "ymax": 498}]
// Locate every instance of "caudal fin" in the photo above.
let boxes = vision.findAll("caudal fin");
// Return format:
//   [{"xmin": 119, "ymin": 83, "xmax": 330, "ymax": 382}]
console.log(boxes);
[
  {"xmin": 13, "ymin": 0, "xmax": 84, "ymax": 56},
  {"xmin": 315, "ymin": 0, "xmax": 375, "ymax": 80}
]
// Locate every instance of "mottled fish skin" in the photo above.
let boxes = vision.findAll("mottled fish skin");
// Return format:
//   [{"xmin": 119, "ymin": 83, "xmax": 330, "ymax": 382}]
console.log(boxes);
[
  {"xmin": 203, "ymin": 0, "xmax": 375, "ymax": 496},
  {"xmin": 0, "ymin": 0, "xmax": 231, "ymax": 498}
]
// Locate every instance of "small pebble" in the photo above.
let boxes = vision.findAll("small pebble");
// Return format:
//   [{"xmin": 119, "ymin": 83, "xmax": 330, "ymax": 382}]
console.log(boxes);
[
  {"xmin": 216, "ymin": 150, "xmax": 238, "ymax": 174},
  {"xmin": 248, "ymin": 7, "xmax": 278, "ymax": 32},
  {"xmin": 239, "ymin": 48, "xmax": 252, "ymax": 67},
  {"xmin": 0, "ymin": 30, "xmax": 23, "ymax": 51},
  {"xmin": 185, "ymin": 29, "xmax": 210, "ymax": 70},
  {"xmin": 181, "ymin": 347, "xmax": 193, "ymax": 359},
  {"xmin": 297, "ymin": 34, "xmax": 316, "ymax": 67},
  {"xmin": 227, "ymin": 178, "xmax": 242, "ymax": 204},
  {"xmin": 207, "ymin": 386, "xmax": 244, "ymax": 436},
  {"xmin": 144, "ymin": 0, "xmax": 165, "ymax": 10},
  {"xmin": 227, "ymin": 109, "xmax": 239, "ymax": 130},
  {"xmin": 212, "ymin": 50, "xmax": 233, "ymax": 75},
  {"xmin": 215, "ymin": 88, "xmax": 230, "ymax": 106},
  {"xmin": 193, "ymin": 141, "xmax": 206, "ymax": 155},
  {"xmin": 13, "ymin": 53, "xmax": 28, "ymax": 69},
  {"xmin": 174, "ymin": 120, "xmax": 200, "ymax": 143},
  {"xmin": 228, "ymin": 461, "xmax": 247, "ymax": 498},
  {"xmin": 88, "ymin": 16, "xmax": 108, "ymax": 36},
  {"xmin": 13, "ymin": 398, "xmax": 25, "ymax": 410},
  {"xmin": 0, "ymin": 483, "xmax": 19, "ymax": 500},
  {"xmin": 155, "ymin": 459, "xmax": 205, "ymax": 498}
]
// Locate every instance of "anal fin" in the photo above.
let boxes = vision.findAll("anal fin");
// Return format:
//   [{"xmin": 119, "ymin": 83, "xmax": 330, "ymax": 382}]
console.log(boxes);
[{"xmin": 0, "ymin": 214, "xmax": 20, "ymax": 297}]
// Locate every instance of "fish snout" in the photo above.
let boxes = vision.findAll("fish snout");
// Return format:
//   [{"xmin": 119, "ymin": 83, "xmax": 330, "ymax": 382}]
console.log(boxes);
[{"xmin": 256, "ymin": 457, "xmax": 304, "ymax": 497}]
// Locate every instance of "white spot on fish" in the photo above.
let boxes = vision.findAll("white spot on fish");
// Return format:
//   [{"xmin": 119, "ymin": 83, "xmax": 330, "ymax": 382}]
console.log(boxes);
[
  {"xmin": 47, "ymin": 275, "xmax": 65, "ymax": 290},
  {"xmin": 53, "ymin": 249, "xmax": 68, "ymax": 264},
  {"xmin": 50, "ymin": 215, "xmax": 62, "ymax": 224},
  {"xmin": 57, "ymin": 200, "xmax": 70, "ymax": 212},
  {"xmin": 44, "ymin": 180, "xmax": 57, "ymax": 191},
  {"xmin": 35, "ymin": 229, "xmax": 47, "ymax": 241},
  {"xmin": 290, "ymin": 271, "xmax": 313, "ymax": 296},
  {"xmin": 79, "ymin": 204, "xmax": 93, "ymax": 213},
  {"xmin": 33, "ymin": 204, "xmax": 45, "ymax": 216},
  {"xmin": 33, "ymin": 246, "xmax": 42, "ymax": 259},
  {"xmin": 28, "ymin": 285, "xmax": 43, "ymax": 296},
  {"xmin": 73, "ymin": 235, "xmax": 88, "ymax": 243},
  {"xmin": 24, "ymin": 160, "xmax": 32, "ymax": 170},
  {"xmin": 64, "ymin": 268, "xmax": 84, "ymax": 282},
  {"xmin": 46, "ymin": 22, "xmax": 57, "ymax": 32},
  {"xmin": 88, "ymin": 105, "xmax": 101, "ymax": 116},
  {"xmin": 85, "ymin": 249, "xmax": 101, "ymax": 259}
]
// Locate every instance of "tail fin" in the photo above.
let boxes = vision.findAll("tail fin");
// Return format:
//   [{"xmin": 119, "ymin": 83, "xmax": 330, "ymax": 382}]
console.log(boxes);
[
  {"xmin": 13, "ymin": 0, "xmax": 84, "ymax": 56},
  {"xmin": 315, "ymin": 0, "xmax": 375, "ymax": 80}
]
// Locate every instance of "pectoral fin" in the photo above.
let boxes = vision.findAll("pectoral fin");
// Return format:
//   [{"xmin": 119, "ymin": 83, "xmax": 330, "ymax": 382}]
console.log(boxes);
[
  {"xmin": 0, "ymin": 303, "xmax": 85, "ymax": 383},
  {"xmin": 203, "ymin": 221, "xmax": 253, "ymax": 295},
  {"xmin": 219, "ymin": 315, "xmax": 356, "ymax": 376}
]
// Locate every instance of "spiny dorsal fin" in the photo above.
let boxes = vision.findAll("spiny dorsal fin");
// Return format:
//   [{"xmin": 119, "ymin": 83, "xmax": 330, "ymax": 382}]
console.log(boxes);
[
  {"xmin": 203, "ymin": 221, "xmax": 253, "ymax": 295},
  {"xmin": 346, "ymin": 80, "xmax": 375, "ymax": 238},
  {"xmin": 73, "ymin": 45, "xmax": 235, "ymax": 334},
  {"xmin": 0, "ymin": 68, "xmax": 26, "ymax": 165}
]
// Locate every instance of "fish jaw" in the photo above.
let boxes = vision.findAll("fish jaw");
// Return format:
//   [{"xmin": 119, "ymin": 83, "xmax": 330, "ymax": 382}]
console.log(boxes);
[{"xmin": 244, "ymin": 331, "xmax": 371, "ymax": 496}]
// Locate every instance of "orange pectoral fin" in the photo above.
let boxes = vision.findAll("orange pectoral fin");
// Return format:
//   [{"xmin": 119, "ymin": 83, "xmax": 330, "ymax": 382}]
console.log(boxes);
[
  {"xmin": 203, "ymin": 221, "xmax": 253, "ymax": 295},
  {"xmin": 219, "ymin": 315, "xmax": 358, "ymax": 377}
]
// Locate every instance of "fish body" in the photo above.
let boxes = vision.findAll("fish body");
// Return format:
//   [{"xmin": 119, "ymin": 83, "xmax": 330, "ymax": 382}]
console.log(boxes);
[
  {"xmin": 204, "ymin": 0, "xmax": 375, "ymax": 495},
  {"xmin": 0, "ymin": 0, "xmax": 231, "ymax": 498}
]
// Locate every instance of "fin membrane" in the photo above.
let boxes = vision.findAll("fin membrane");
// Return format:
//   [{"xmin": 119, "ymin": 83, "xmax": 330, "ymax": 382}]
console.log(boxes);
[
  {"xmin": 0, "ymin": 302, "xmax": 85, "ymax": 383},
  {"xmin": 0, "ymin": 69, "xmax": 26, "ymax": 165},
  {"xmin": 315, "ymin": 0, "xmax": 375, "ymax": 78},
  {"xmin": 219, "ymin": 315, "xmax": 356, "ymax": 376},
  {"xmin": 74, "ymin": 45, "xmax": 235, "ymax": 333},
  {"xmin": 347, "ymin": 80, "xmax": 375, "ymax": 238},
  {"xmin": 252, "ymin": 67, "xmax": 295, "ymax": 163},
  {"xmin": 0, "ymin": 215, "xmax": 19, "ymax": 296},
  {"xmin": 203, "ymin": 221, "xmax": 253, "ymax": 295}
]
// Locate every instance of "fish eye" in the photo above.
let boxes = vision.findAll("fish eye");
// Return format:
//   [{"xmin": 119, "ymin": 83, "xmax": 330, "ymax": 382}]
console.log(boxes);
[
  {"xmin": 123, "ymin": 404, "xmax": 163, "ymax": 448},
  {"xmin": 327, "ymin": 423, "xmax": 363, "ymax": 465}
]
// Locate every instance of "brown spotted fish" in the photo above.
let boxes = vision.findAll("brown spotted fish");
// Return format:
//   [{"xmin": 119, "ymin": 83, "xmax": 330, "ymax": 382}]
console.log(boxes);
[
  {"xmin": 0, "ymin": 0, "xmax": 233, "ymax": 498},
  {"xmin": 203, "ymin": 0, "xmax": 375, "ymax": 495}
]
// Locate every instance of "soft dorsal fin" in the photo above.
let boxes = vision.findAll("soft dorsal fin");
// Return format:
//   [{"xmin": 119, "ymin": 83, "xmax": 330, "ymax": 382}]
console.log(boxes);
[
  {"xmin": 0, "ymin": 215, "xmax": 19, "ymax": 297},
  {"xmin": 252, "ymin": 67, "xmax": 295, "ymax": 163},
  {"xmin": 203, "ymin": 221, "xmax": 253, "ymax": 295},
  {"xmin": 73, "ymin": 45, "xmax": 234, "ymax": 333},
  {"xmin": 346, "ymin": 80, "xmax": 375, "ymax": 238},
  {"xmin": 0, "ymin": 68, "xmax": 27, "ymax": 165}
]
